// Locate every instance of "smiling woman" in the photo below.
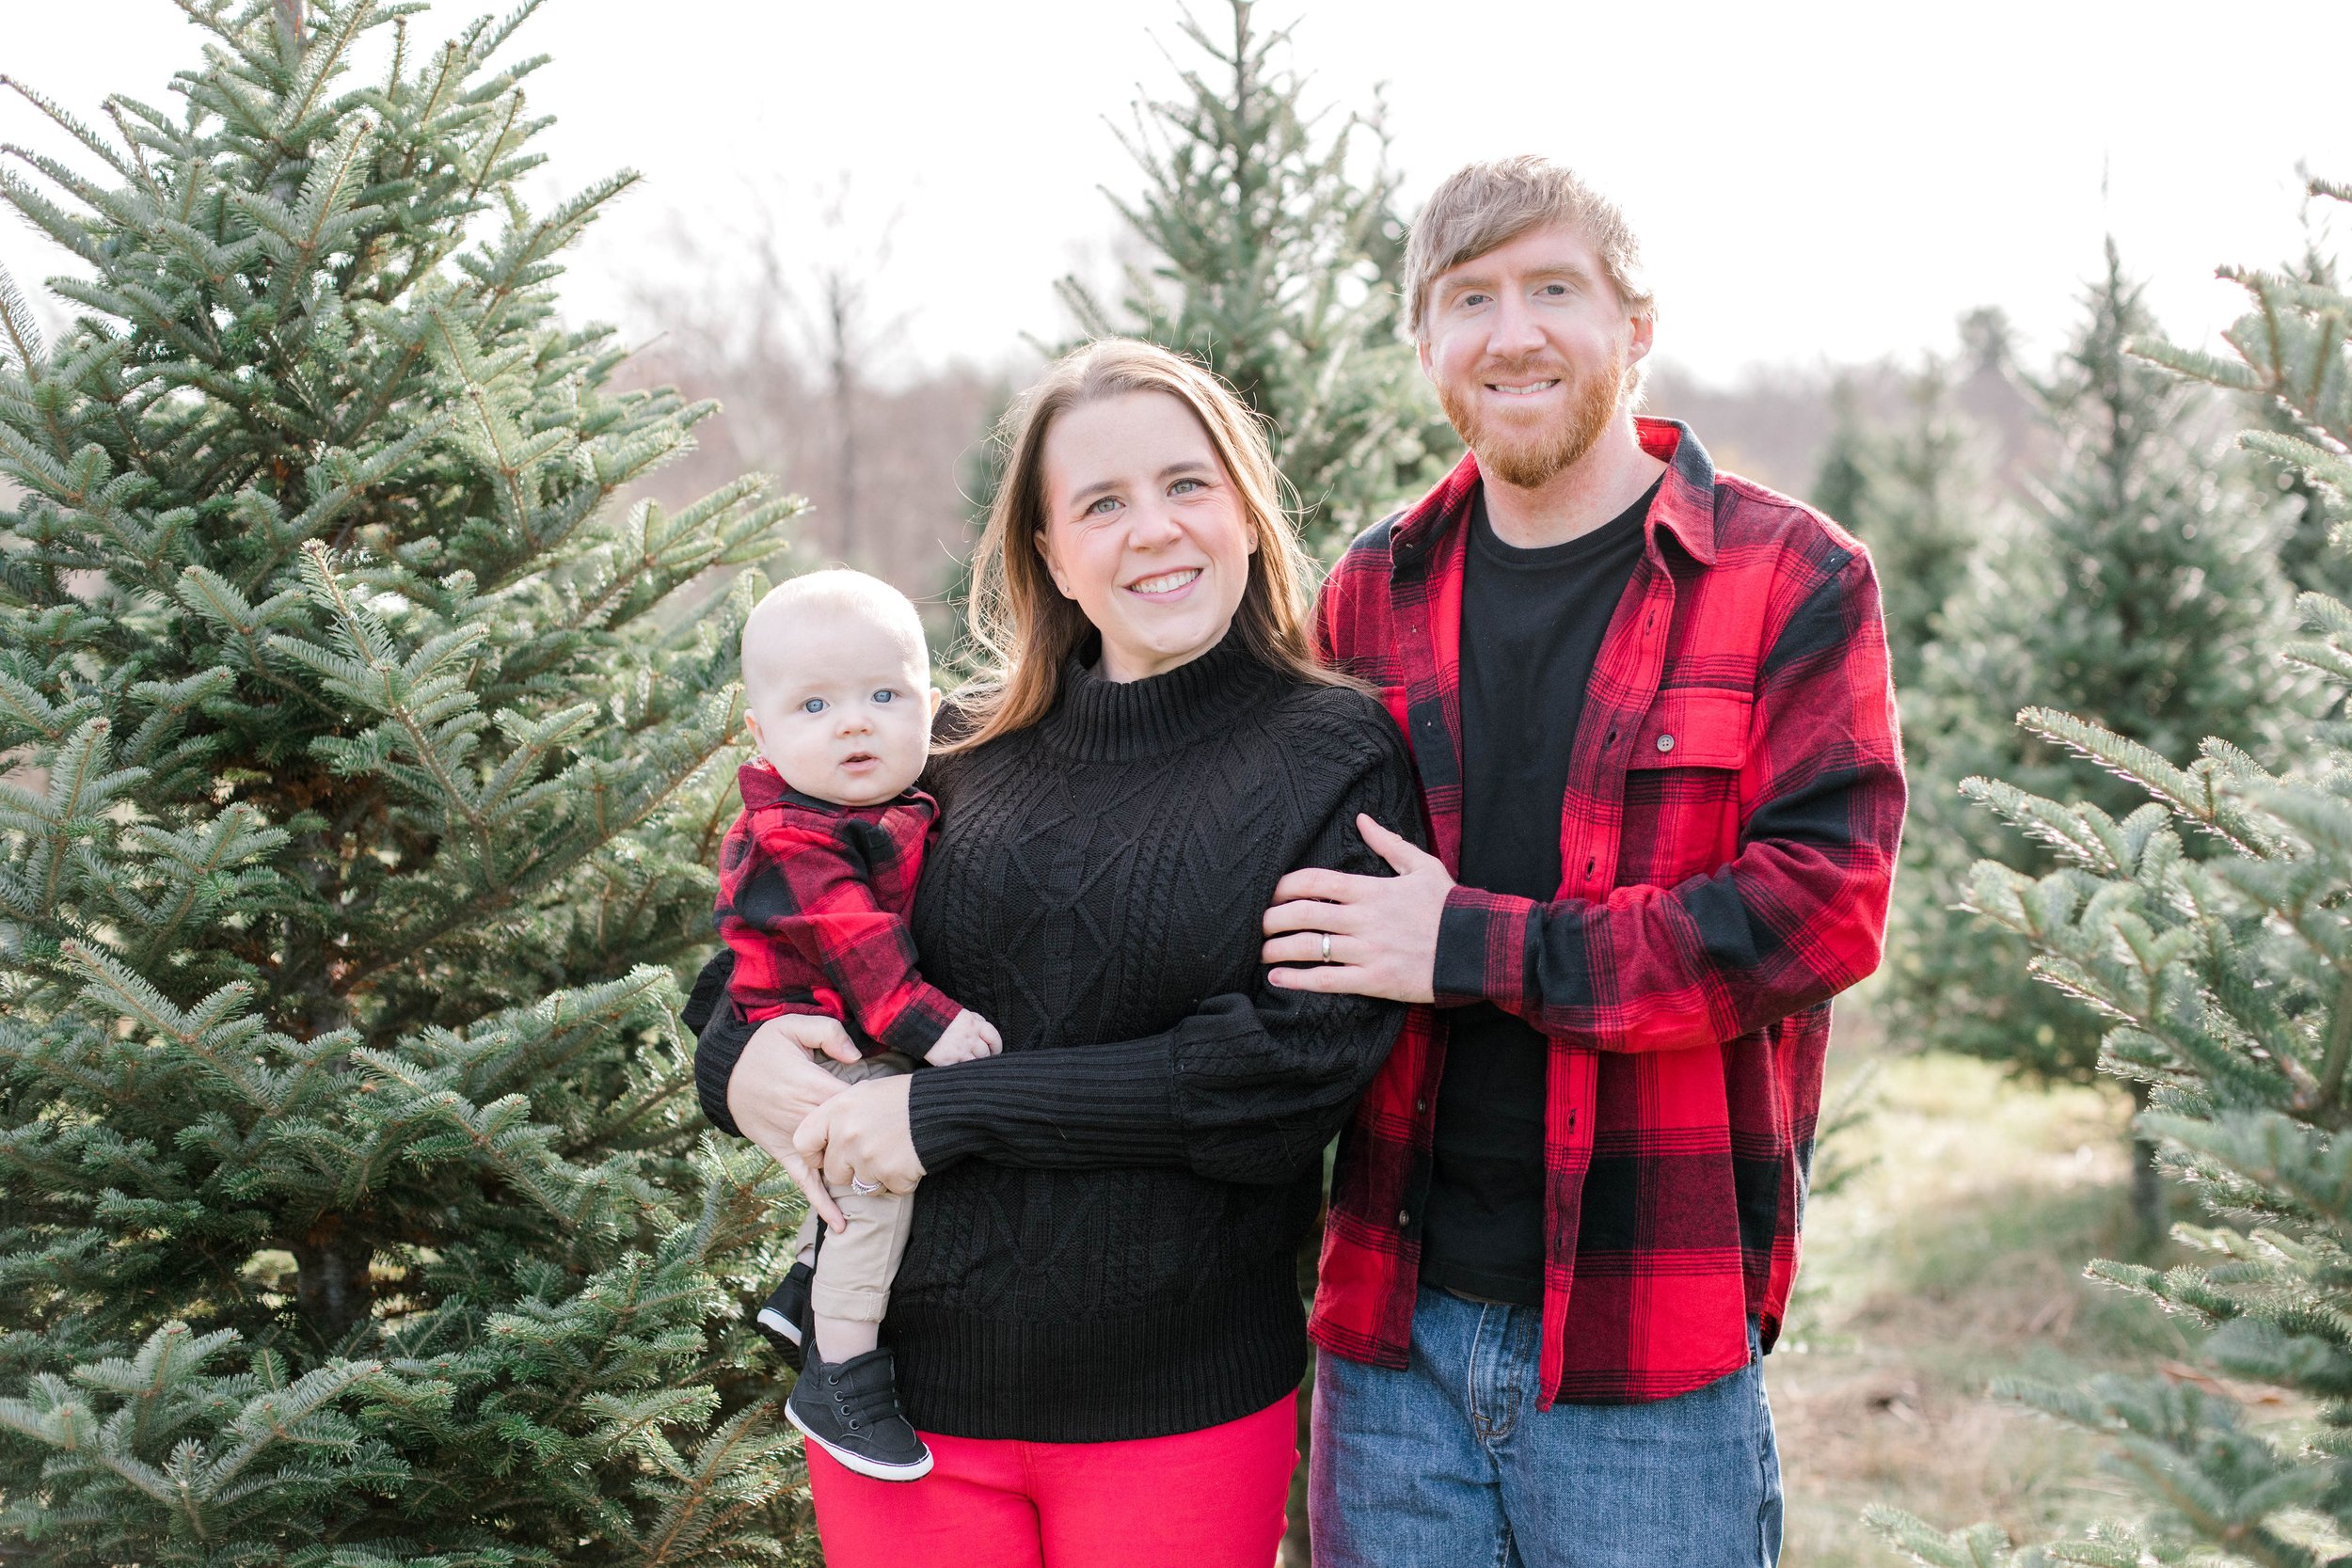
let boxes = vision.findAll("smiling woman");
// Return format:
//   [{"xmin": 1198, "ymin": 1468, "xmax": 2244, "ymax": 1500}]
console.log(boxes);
[
  {"xmin": 1036, "ymin": 390, "xmax": 1261, "ymax": 682},
  {"xmin": 694, "ymin": 338, "xmax": 1426, "ymax": 1566},
  {"xmin": 943, "ymin": 339, "xmax": 1343, "ymax": 751}
]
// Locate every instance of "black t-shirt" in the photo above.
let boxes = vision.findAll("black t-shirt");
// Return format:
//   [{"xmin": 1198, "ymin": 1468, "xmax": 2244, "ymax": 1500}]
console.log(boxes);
[{"xmin": 1418, "ymin": 477, "xmax": 1659, "ymax": 1305}]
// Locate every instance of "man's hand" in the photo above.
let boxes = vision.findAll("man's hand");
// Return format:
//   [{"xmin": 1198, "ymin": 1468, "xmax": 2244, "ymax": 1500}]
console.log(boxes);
[
  {"xmin": 727, "ymin": 1013, "xmax": 856, "ymax": 1229},
  {"xmin": 1262, "ymin": 814, "xmax": 1452, "ymax": 1004},
  {"xmin": 926, "ymin": 1008, "xmax": 1003, "ymax": 1065},
  {"xmin": 795, "ymin": 1074, "xmax": 926, "ymax": 1196}
]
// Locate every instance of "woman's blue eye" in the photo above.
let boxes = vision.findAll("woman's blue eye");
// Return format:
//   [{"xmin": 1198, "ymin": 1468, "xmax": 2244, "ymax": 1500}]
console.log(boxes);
[
  {"xmin": 1086, "ymin": 496, "xmax": 1121, "ymax": 516},
  {"xmin": 872, "ymin": 689, "xmax": 896, "ymax": 705},
  {"xmin": 801, "ymin": 697, "xmax": 826, "ymax": 714},
  {"xmin": 1170, "ymin": 478, "xmax": 1202, "ymax": 495}
]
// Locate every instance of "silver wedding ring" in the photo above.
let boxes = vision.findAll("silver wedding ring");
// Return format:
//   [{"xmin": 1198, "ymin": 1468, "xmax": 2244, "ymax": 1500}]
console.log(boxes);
[
  {"xmin": 1320, "ymin": 932, "xmax": 1332, "ymax": 963},
  {"xmin": 850, "ymin": 1176, "xmax": 881, "ymax": 1196}
]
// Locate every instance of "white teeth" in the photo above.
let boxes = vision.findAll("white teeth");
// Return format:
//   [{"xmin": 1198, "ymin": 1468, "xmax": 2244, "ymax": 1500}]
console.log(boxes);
[
  {"xmin": 1490, "ymin": 379, "xmax": 1560, "ymax": 396},
  {"xmin": 1128, "ymin": 568, "xmax": 1201, "ymax": 594}
]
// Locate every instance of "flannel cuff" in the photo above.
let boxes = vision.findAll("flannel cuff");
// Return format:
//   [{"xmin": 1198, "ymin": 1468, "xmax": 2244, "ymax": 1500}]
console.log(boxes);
[
  {"xmin": 1434, "ymin": 886, "xmax": 1540, "ymax": 1012},
  {"xmin": 877, "ymin": 988, "xmax": 960, "ymax": 1061}
]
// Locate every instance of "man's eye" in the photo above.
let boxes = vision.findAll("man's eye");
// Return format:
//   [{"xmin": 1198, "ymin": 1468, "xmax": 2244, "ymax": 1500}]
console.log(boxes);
[
  {"xmin": 872, "ymin": 689, "xmax": 896, "ymax": 705},
  {"xmin": 1539, "ymin": 282, "xmax": 1568, "ymax": 296},
  {"xmin": 801, "ymin": 697, "xmax": 826, "ymax": 714}
]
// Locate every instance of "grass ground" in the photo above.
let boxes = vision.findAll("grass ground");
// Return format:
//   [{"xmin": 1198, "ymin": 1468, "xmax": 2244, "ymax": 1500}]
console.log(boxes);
[{"xmin": 1772, "ymin": 1045, "xmax": 2201, "ymax": 1566}]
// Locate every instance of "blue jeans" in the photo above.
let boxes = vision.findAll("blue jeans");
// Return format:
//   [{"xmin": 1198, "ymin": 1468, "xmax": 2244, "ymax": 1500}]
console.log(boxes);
[{"xmin": 1310, "ymin": 1287, "xmax": 1782, "ymax": 1568}]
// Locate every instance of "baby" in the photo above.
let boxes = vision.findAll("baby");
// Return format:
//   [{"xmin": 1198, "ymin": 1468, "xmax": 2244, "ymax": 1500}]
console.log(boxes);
[{"xmin": 714, "ymin": 569, "xmax": 999, "ymax": 1483}]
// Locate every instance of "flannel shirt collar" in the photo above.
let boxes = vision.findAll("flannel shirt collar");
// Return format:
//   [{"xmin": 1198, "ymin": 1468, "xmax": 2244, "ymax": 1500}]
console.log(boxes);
[
  {"xmin": 1389, "ymin": 417, "xmax": 1719, "ymax": 574},
  {"xmin": 735, "ymin": 758, "xmax": 918, "ymax": 817}
]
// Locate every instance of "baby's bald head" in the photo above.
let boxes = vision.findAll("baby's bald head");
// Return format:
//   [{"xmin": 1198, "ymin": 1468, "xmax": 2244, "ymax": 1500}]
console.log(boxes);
[{"xmin": 744, "ymin": 569, "xmax": 929, "ymax": 680}]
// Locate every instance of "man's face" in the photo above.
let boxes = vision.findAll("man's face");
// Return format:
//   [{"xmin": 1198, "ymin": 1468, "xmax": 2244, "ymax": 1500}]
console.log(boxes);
[{"xmin": 1418, "ymin": 222, "xmax": 1653, "ymax": 489}]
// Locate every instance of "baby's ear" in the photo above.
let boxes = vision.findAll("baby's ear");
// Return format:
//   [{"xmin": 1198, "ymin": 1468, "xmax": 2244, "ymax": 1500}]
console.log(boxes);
[{"xmin": 927, "ymin": 687, "xmax": 945, "ymax": 718}]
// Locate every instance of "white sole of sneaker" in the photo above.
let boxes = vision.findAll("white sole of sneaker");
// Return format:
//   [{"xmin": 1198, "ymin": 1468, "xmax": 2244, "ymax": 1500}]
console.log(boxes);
[
  {"xmin": 755, "ymin": 1306, "xmax": 803, "ymax": 1346},
  {"xmin": 785, "ymin": 1400, "xmax": 935, "ymax": 1482}
]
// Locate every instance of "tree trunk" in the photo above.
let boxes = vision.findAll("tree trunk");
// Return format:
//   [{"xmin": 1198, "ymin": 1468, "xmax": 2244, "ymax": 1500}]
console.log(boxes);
[
  {"xmin": 2126, "ymin": 1079, "xmax": 2166, "ymax": 1251},
  {"xmin": 293, "ymin": 1212, "xmax": 373, "ymax": 1346}
]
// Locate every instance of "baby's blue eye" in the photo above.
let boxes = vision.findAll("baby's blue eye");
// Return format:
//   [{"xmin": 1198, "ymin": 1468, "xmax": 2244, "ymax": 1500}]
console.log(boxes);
[
  {"xmin": 872, "ymin": 689, "xmax": 896, "ymax": 705},
  {"xmin": 801, "ymin": 697, "xmax": 827, "ymax": 714}
]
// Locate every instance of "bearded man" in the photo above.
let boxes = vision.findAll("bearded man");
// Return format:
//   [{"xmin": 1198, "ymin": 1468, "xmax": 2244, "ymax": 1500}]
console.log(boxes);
[{"xmin": 1260, "ymin": 156, "xmax": 1908, "ymax": 1567}]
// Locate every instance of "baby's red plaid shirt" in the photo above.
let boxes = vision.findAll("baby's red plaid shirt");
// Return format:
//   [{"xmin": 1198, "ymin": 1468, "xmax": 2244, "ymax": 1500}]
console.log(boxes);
[{"xmin": 714, "ymin": 761, "xmax": 960, "ymax": 1058}]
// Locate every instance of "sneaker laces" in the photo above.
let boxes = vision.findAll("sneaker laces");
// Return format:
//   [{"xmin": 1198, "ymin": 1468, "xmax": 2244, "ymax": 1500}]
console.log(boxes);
[{"xmin": 823, "ymin": 1369, "xmax": 908, "ymax": 1432}]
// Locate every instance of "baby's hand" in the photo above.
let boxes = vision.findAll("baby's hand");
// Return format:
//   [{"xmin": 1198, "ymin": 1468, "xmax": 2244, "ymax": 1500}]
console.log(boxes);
[{"xmin": 927, "ymin": 1009, "xmax": 1003, "ymax": 1064}]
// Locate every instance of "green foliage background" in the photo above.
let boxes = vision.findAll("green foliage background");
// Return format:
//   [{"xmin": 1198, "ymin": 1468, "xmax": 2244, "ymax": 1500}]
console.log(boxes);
[{"xmin": 0, "ymin": 3, "xmax": 816, "ymax": 1562}]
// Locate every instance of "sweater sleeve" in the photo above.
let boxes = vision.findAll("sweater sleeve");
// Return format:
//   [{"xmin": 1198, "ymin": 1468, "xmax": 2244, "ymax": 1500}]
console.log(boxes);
[
  {"xmin": 693, "ymin": 952, "xmax": 755, "ymax": 1138},
  {"xmin": 907, "ymin": 718, "xmax": 1420, "ymax": 1187}
]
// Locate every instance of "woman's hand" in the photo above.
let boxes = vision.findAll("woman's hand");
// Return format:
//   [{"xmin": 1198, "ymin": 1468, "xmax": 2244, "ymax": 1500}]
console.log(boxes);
[
  {"xmin": 727, "ymin": 1013, "xmax": 859, "ymax": 1229},
  {"xmin": 795, "ymin": 1074, "xmax": 926, "ymax": 1196}
]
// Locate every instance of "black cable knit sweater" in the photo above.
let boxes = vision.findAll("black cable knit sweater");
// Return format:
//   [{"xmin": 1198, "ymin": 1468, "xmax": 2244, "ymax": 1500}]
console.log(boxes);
[{"xmin": 694, "ymin": 631, "xmax": 1418, "ymax": 1441}]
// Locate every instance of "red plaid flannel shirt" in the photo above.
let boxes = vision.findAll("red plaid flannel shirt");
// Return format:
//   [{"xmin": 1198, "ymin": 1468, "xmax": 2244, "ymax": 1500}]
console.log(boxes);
[
  {"xmin": 714, "ymin": 762, "xmax": 961, "ymax": 1059},
  {"xmin": 1308, "ymin": 419, "xmax": 1905, "ymax": 1405}
]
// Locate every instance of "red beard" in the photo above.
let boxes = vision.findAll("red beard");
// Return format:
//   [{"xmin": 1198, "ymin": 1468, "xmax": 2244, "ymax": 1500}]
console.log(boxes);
[{"xmin": 1439, "ymin": 349, "xmax": 1625, "ymax": 490}]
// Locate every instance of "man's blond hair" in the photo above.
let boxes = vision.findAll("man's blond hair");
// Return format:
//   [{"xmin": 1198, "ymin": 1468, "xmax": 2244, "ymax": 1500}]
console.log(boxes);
[{"xmin": 1403, "ymin": 155, "xmax": 1655, "ymax": 340}]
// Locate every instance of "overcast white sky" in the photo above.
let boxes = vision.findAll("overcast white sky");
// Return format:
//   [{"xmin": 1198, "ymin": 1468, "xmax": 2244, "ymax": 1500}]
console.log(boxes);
[{"xmin": 4, "ymin": 0, "xmax": 2348, "ymax": 385}]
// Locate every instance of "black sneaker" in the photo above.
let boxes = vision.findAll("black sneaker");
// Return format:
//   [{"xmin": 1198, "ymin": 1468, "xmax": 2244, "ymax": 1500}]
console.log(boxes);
[
  {"xmin": 785, "ymin": 1346, "xmax": 933, "ymax": 1481},
  {"xmin": 755, "ymin": 1263, "xmax": 814, "ymax": 1370}
]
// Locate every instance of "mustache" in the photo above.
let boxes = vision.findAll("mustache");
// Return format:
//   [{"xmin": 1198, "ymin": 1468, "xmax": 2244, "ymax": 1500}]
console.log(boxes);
[{"xmin": 1475, "ymin": 360, "xmax": 1570, "ymax": 381}]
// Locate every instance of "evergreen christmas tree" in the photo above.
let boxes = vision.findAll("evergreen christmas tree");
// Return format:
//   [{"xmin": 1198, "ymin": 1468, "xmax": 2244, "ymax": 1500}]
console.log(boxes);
[
  {"xmin": 1887, "ymin": 243, "xmax": 2295, "ymax": 1243},
  {"xmin": 1812, "ymin": 356, "xmax": 1985, "ymax": 691},
  {"xmin": 1057, "ymin": 0, "xmax": 1454, "ymax": 556},
  {"xmin": 0, "ymin": 4, "xmax": 812, "ymax": 1562},
  {"xmin": 1870, "ymin": 171, "xmax": 2352, "ymax": 1568}
]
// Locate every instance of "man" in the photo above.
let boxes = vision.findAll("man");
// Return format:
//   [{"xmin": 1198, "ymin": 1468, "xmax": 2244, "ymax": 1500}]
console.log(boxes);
[{"xmin": 1261, "ymin": 156, "xmax": 1905, "ymax": 1567}]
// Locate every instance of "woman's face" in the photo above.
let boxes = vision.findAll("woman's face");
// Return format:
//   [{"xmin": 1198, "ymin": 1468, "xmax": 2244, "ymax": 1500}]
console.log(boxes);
[{"xmin": 1036, "ymin": 389, "xmax": 1258, "ymax": 683}]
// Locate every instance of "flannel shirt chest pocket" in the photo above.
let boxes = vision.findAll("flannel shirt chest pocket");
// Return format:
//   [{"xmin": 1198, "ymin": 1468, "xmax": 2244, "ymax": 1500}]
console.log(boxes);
[{"xmin": 1617, "ymin": 689, "xmax": 1751, "ymax": 886}]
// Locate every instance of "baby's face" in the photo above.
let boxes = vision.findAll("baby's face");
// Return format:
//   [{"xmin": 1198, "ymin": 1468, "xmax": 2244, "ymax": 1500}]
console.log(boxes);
[{"xmin": 742, "ymin": 610, "xmax": 937, "ymax": 808}]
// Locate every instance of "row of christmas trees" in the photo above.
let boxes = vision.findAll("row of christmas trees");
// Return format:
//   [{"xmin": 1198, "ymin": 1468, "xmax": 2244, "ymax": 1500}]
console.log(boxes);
[
  {"xmin": 1826, "ymin": 185, "xmax": 2352, "ymax": 1568},
  {"xmin": 1864, "ymin": 192, "xmax": 2352, "ymax": 1557}
]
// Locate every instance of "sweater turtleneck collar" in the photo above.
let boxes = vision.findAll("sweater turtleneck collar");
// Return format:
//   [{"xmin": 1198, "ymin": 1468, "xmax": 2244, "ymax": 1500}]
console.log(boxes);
[{"xmin": 1041, "ymin": 623, "xmax": 1282, "ymax": 762}]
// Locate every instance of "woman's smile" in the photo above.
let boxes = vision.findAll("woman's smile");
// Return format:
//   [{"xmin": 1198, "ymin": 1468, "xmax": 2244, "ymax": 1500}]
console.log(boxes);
[{"xmin": 1125, "ymin": 566, "xmax": 1204, "ymax": 599}]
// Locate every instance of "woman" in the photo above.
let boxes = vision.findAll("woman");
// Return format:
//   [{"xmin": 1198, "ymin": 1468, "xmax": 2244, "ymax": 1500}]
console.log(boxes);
[{"xmin": 695, "ymin": 339, "xmax": 1419, "ymax": 1567}]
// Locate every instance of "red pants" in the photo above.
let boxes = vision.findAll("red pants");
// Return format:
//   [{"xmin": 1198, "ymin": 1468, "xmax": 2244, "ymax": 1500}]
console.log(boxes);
[{"xmin": 806, "ymin": 1396, "xmax": 1295, "ymax": 1568}]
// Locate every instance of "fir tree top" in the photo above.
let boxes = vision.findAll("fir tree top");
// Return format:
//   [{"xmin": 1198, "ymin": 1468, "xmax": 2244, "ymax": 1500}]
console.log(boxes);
[{"xmin": 1056, "ymin": 0, "xmax": 1452, "ymax": 556}]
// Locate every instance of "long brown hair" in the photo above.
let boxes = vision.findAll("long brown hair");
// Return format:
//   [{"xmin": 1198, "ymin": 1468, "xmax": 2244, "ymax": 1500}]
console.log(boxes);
[{"xmin": 946, "ymin": 339, "xmax": 1349, "ymax": 753}]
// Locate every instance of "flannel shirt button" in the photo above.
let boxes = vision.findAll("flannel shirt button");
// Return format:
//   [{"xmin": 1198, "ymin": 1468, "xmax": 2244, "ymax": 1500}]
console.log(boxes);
[
  {"xmin": 1415, "ymin": 1098, "xmax": 1427, "ymax": 1113},
  {"xmin": 1655, "ymin": 733, "xmax": 1676, "ymax": 753},
  {"xmin": 1397, "ymin": 1209, "xmax": 1410, "ymax": 1227}
]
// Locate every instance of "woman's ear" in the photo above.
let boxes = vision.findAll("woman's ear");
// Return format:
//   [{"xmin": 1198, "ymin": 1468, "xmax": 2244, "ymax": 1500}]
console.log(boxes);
[{"xmin": 1034, "ymin": 529, "xmax": 1075, "ymax": 599}]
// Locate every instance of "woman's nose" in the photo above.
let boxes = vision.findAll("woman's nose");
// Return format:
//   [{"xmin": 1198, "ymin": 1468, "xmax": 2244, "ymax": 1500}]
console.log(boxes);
[{"xmin": 1127, "ymin": 501, "xmax": 1184, "ymax": 546}]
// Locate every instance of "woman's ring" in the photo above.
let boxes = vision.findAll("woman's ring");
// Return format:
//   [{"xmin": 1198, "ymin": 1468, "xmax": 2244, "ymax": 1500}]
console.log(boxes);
[
  {"xmin": 1320, "ymin": 932, "xmax": 1332, "ymax": 963},
  {"xmin": 850, "ymin": 1176, "xmax": 881, "ymax": 1196}
]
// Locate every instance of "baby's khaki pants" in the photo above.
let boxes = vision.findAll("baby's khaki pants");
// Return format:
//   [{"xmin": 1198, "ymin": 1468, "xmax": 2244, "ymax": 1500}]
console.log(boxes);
[{"xmin": 795, "ymin": 1049, "xmax": 915, "ymax": 1323}]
